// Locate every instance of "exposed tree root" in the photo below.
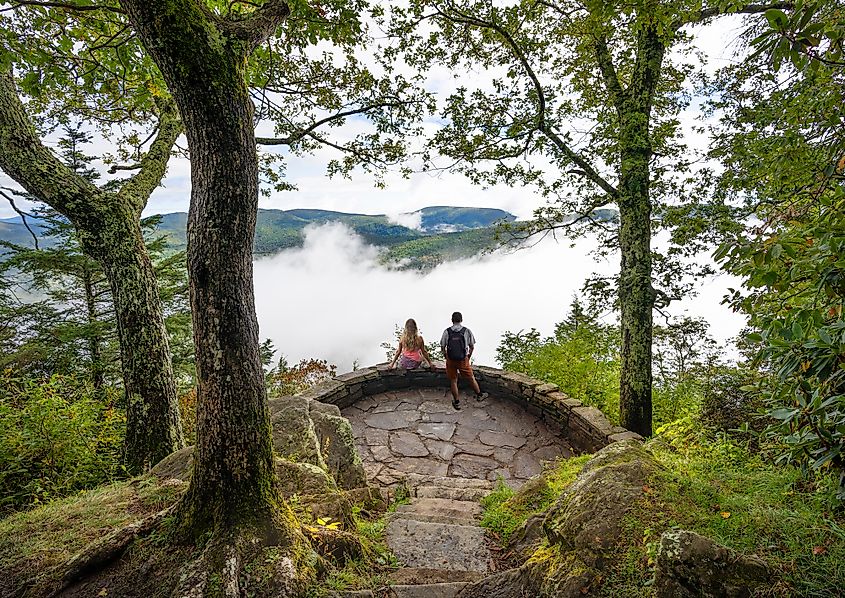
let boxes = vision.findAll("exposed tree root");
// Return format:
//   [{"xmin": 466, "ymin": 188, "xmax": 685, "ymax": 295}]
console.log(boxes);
[
  {"xmin": 17, "ymin": 497, "xmax": 365, "ymax": 597},
  {"xmin": 20, "ymin": 504, "xmax": 177, "ymax": 598},
  {"xmin": 172, "ymin": 520, "xmax": 314, "ymax": 598}
]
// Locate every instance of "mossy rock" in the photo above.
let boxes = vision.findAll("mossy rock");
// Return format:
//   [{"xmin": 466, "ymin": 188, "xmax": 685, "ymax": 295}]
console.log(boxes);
[
  {"xmin": 275, "ymin": 458, "xmax": 338, "ymax": 497},
  {"xmin": 506, "ymin": 514, "xmax": 546, "ymax": 560},
  {"xmin": 543, "ymin": 439, "xmax": 657, "ymax": 562},
  {"xmin": 654, "ymin": 529, "xmax": 771, "ymax": 597},
  {"xmin": 342, "ymin": 486, "xmax": 387, "ymax": 516},
  {"xmin": 309, "ymin": 402, "xmax": 367, "ymax": 490},
  {"xmin": 268, "ymin": 396, "xmax": 367, "ymax": 491},
  {"xmin": 149, "ymin": 446, "xmax": 194, "ymax": 482},
  {"xmin": 268, "ymin": 396, "xmax": 326, "ymax": 469},
  {"xmin": 456, "ymin": 549, "xmax": 597, "ymax": 598},
  {"xmin": 301, "ymin": 492, "xmax": 355, "ymax": 529}
]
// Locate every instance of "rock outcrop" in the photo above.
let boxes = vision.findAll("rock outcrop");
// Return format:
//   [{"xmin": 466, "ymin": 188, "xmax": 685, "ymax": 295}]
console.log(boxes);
[
  {"xmin": 653, "ymin": 529, "xmax": 771, "ymax": 597},
  {"xmin": 455, "ymin": 439, "xmax": 771, "ymax": 598},
  {"xmin": 151, "ymin": 396, "xmax": 367, "ymax": 494}
]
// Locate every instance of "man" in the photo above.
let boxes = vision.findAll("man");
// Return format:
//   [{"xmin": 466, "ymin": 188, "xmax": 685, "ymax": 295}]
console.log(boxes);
[{"xmin": 440, "ymin": 311, "xmax": 489, "ymax": 410}]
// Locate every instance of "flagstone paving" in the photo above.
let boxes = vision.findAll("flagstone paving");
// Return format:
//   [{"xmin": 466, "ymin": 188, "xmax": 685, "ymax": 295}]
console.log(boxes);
[{"xmin": 341, "ymin": 387, "xmax": 574, "ymax": 488}]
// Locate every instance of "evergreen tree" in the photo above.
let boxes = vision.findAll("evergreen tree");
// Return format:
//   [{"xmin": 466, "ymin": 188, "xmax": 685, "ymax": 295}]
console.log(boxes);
[{"xmin": 0, "ymin": 126, "xmax": 193, "ymax": 392}]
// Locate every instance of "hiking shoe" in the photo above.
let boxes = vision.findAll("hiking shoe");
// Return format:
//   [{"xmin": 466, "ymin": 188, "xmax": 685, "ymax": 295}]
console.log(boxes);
[
  {"xmin": 452, "ymin": 398, "xmax": 461, "ymax": 410},
  {"xmin": 475, "ymin": 392, "xmax": 489, "ymax": 402}
]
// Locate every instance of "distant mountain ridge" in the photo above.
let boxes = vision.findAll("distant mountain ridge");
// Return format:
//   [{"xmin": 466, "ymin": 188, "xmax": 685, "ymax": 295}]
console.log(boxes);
[{"xmin": 0, "ymin": 206, "xmax": 517, "ymax": 268}]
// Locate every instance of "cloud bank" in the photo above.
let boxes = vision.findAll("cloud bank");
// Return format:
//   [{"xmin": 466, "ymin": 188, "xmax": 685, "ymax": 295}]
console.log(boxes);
[{"xmin": 253, "ymin": 224, "xmax": 746, "ymax": 373}]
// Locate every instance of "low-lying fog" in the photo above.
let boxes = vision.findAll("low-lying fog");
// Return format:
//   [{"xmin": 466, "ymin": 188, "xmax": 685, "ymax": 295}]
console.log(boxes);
[{"xmin": 253, "ymin": 223, "xmax": 746, "ymax": 373}]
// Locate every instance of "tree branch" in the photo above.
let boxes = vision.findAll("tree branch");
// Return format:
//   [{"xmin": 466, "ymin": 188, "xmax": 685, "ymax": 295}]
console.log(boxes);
[
  {"xmin": 118, "ymin": 99, "xmax": 182, "ymax": 215},
  {"xmin": 221, "ymin": 0, "xmax": 290, "ymax": 52},
  {"xmin": 0, "ymin": 67, "xmax": 101, "ymax": 224},
  {"xmin": 255, "ymin": 101, "xmax": 414, "ymax": 147},
  {"xmin": 433, "ymin": 3, "xmax": 619, "ymax": 198},
  {"xmin": 593, "ymin": 34, "xmax": 626, "ymax": 108},
  {"xmin": 1, "ymin": 0, "xmax": 124, "ymax": 14},
  {"xmin": 0, "ymin": 188, "xmax": 39, "ymax": 249}
]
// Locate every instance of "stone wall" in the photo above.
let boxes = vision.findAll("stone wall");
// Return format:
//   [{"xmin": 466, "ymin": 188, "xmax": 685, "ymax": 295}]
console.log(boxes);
[{"xmin": 296, "ymin": 362, "xmax": 641, "ymax": 454}]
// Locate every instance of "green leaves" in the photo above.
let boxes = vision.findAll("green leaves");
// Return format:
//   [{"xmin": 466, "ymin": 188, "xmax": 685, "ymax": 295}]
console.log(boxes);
[{"xmin": 765, "ymin": 8, "xmax": 789, "ymax": 30}]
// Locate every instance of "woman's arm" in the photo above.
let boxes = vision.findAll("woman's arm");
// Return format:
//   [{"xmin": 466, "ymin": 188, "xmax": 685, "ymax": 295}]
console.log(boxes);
[
  {"xmin": 389, "ymin": 340, "xmax": 403, "ymax": 368},
  {"xmin": 419, "ymin": 337, "xmax": 434, "ymax": 368}
]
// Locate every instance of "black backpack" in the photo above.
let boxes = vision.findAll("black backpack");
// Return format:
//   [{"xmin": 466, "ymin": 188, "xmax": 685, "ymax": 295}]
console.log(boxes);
[{"xmin": 446, "ymin": 327, "xmax": 467, "ymax": 360}]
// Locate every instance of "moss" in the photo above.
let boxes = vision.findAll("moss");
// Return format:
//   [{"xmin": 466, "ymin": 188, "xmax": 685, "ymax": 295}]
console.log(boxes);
[
  {"xmin": 479, "ymin": 454, "xmax": 591, "ymax": 544},
  {"xmin": 0, "ymin": 476, "xmax": 182, "ymax": 583}
]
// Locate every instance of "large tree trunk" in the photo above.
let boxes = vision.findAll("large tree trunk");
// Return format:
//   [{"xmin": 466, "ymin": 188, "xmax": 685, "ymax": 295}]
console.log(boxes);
[
  {"xmin": 615, "ymin": 25, "xmax": 665, "ymax": 438},
  {"xmin": 119, "ymin": 0, "xmax": 288, "ymax": 536},
  {"xmin": 617, "ymin": 175, "xmax": 654, "ymax": 437},
  {"xmin": 82, "ymin": 263, "xmax": 104, "ymax": 390}
]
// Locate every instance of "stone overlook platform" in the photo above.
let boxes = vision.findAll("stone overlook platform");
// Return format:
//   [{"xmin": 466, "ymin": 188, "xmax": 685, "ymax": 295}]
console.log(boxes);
[
  {"xmin": 295, "ymin": 362, "xmax": 641, "ymax": 489},
  {"xmin": 297, "ymin": 363, "xmax": 642, "ymax": 596},
  {"xmin": 343, "ymin": 387, "xmax": 572, "ymax": 487}
]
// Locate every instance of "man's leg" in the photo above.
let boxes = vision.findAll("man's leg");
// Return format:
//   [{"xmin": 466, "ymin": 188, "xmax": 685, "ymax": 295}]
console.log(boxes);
[
  {"xmin": 446, "ymin": 359, "xmax": 461, "ymax": 409},
  {"xmin": 469, "ymin": 374, "xmax": 481, "ymax": 395},
  {"xmin": 462, "ymin": 360, "xmax": 488, "ymax": 402}
]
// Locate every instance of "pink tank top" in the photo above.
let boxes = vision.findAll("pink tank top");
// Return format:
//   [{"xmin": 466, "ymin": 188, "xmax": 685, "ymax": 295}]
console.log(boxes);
[
  {"xmin": 402, "ymin": 348, "xmax": 422, "ymax": 361},
  {"xmin": 402, "ymin": 339, "xmax": 422, "ymax": 361}
]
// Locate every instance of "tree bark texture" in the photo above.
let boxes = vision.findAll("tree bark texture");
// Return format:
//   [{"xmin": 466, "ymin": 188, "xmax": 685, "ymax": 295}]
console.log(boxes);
[
  {"xmin": 119, "ymin": 0, "xmax": 289, "ymax": 534},
  {"xmin": 614, "ymin": 22, "xmax": 665, "ymax": 438},
  {"xmin": 0, "ymin": 69, "xmax": 184, "ymax": 472}
]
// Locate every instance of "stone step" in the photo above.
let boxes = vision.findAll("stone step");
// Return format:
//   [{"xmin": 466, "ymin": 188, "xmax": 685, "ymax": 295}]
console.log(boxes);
[
  {"xmin": 387, "ymin": 582, "xmax": 468, "ymax": 598},
  {"xmin": 389, "ymin": 567, "xmax": 484, "ymax": 585},
  {"xmin": 405, "ymin": 473, "xmax": 496, "ymax": 491},
  {"xmin": 415, "ymin": 484, "xmax": 491, "ymax": 501},
  {"xmin": 385, "ymin": 518, "xmax": 490, "ymax": 573},
  {"xmin": 390, "ymin": 510, "xmax": 478, "ymax": 527},
  {"xmin": 395, "ymin": 497, "xmax": 483, "ymax": 521}
]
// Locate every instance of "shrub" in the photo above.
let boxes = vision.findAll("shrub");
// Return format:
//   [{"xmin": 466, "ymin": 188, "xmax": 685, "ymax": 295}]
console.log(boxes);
[
  {"xmin": 0, "ymin": 371, "xmax": 126, "ymax": 514},
  {"xmin": 267, "ymin": 357, "xmax": 337, "ymax": 397},
  {"xmin": 700, "ymin": 367, "xmax": 766, "ymax": 434},
  {"xmin": 496, "ymin": 299, "xmax": 621, "ymax": 423}
]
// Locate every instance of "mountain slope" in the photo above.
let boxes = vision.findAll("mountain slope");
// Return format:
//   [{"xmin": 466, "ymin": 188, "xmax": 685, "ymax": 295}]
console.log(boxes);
[{"xmin": 1, "ymin": 207, "xmax": 517, "ymax": 268}]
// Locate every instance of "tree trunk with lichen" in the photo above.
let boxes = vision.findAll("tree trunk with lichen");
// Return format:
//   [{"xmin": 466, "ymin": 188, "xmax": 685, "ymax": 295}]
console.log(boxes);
[
  {"xmin": 85, "ymin": 211, "xmax": 185, "ymax": 471},
  {"xmin": 119, "ymin": 0, "xmax": 291, "ymax": 538},
  {"xmin": 0, "ymin": 68, "xmax": 184, "ymax": 473},
  {"xmin": 615, "ymin": 25, "xmax": 664, "ymax": 439},
  {"xmin": 82, "ymin": 263, "xmax": 105, "ymax": 390}
]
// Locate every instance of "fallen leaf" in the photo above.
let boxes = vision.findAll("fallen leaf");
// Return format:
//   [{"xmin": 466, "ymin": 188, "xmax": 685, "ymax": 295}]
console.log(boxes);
[
  {"xmin": 642, "ymin": 484, "xmax": 652, "ymax": 493},
  {"xmin": 97, "ymin": 590, "xmax": 108, "ymax": 597},
  {"xmin": 720, "ymin": 511, "xmax": 731, "ymax": 519},
  {"xmin": 812, "ymin": 546, "xmax": 827, "ymax": 556}
]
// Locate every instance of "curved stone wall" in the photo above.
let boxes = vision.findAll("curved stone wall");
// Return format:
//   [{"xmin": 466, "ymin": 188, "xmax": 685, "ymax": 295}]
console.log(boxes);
[{"xmin": 293, "ymin": 362, "xmax": 641, "ymax": 453}]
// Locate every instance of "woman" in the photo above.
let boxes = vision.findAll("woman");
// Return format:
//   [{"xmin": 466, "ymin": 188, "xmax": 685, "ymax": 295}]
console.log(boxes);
[{"xmin": 389, "ymin": 318, "xmax": 435, "ymax": 370}]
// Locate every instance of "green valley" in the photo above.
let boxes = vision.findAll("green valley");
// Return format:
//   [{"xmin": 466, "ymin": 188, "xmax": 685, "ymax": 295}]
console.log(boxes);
[{"xmin": 0, "ymin": 206, "xmax": 516, "ymax": 269}]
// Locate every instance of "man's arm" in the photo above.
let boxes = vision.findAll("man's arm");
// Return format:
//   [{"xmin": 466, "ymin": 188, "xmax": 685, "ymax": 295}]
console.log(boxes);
[
  {"xmin": 465, "ymin": 329, "xmax": 476, "ymax": 359},
  {"xmin": 440, "ymin": 329, "xmax": 448, "ymax": 359}
]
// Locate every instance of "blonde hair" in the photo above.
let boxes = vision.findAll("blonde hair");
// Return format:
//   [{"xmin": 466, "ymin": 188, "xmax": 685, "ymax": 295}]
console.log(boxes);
[{"xmin": 400, "ymin": 318, "xmax": 421, "ymax": 351}]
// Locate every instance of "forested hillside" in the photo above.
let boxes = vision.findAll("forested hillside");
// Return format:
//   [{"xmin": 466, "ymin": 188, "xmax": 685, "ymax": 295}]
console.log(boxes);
[{"xmin": 1, "ymin": 206, "xmax": 516, "ymax": 267}]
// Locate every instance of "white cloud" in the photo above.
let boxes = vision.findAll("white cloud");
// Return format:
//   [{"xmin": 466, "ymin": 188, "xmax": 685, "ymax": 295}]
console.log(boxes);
[
  {"xmin": 386, "ymin": 210, "xmax": 423, "ymax": 230},
  {"xmin": 253, "ymin": 223, "xmax": 746, "ymax": 373}
]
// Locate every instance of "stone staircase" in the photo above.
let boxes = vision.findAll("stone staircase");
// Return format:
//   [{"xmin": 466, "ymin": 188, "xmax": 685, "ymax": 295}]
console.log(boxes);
[{"xmin": 383, "ymin": 476, "xmax": 496, "ymax": 598}]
